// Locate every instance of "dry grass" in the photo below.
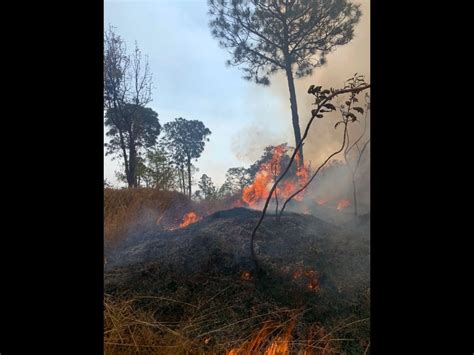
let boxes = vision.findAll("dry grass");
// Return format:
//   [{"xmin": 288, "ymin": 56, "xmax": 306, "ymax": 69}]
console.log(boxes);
[
  {"xmin": 104, "ymin": 291, "xmax": 369, "ymax": 355},
  {"xmin": 104, "ymin": 188, "xmax": 243, "ymax": 248},
  {"xmin": 104, "ymin": 189, "xmax": 370, "ymax": 353},
  {"xmin": 104, "ymin": 188, "xmax": 191, "ymax": 247},
  {"xmin": 104, "ymin": 294, "xmax": 201, "ymax": 354}
]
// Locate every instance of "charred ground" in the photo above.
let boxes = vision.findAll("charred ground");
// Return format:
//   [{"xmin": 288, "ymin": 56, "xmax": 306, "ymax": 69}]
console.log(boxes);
[{"xmin": 104, "ymin": 193, "xmax": 369, "ymax": 354}]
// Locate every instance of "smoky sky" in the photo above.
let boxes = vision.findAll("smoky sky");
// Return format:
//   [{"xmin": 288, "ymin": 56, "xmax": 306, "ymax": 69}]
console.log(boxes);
[
  {"xmin": 104, "ymin": 0, "xmax": 370, "ymax": 189},
  {"xmin": 233, "ymin": 0, "xmax": 370, "ymax": 167}
]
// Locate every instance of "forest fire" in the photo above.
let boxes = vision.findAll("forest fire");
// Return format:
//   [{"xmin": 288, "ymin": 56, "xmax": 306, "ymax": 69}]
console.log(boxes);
[
  {"xmin": 179, "ymin": 211, "xmax": 200, "ymax": 228},
  {"xmin": 104, "ymin": 0, "xmax": 372, "ymax": 351},
  {"xmin": 226, "ymin": 319, "xmax": 295, "ymax": 355},
  {"xmin": 242, "ymin": 146, "xmax": 310, "ymax": 208},
  {"xmin": 336, "ymin": 199, "xmax": 350, "ymax": 211},
  {"xmin": 242, "ymin": 144, "xmax": 285, "ymax": 207}
]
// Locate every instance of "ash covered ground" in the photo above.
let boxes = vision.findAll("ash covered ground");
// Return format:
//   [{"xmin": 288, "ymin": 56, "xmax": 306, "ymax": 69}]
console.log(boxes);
[
  {"xmin": 104, "ymin": 205, "xmax": 370, "ymax": 353},
  {"xmin": 105, "ymin": 207, "xmax": 369, "ymax": 300}
]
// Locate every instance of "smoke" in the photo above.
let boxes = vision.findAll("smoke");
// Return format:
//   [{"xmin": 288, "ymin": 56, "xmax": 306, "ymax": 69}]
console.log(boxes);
[
  {"xmin": 231, "ymin": 121, "xmax": 287, "ymax": 164},
  {"xmin": 231, "ymin": 0, "xmax": 370, "ymax": 212}
]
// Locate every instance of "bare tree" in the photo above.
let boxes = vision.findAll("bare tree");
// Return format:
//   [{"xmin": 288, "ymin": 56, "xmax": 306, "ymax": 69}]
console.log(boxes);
[
  {"xmin": 278, "ymin": 75, "xmax": 369, "ymax": 217},
  {"xmin": 343, "ymin": 93, "xmax": 370, "ymax": 217},
  {"xmin": 104, "ymin": 27, "xmax": 157, "ymax": 188},
  {"xmin": 248, "ymin": 75, "xmax": 370, "ymax": 269}
]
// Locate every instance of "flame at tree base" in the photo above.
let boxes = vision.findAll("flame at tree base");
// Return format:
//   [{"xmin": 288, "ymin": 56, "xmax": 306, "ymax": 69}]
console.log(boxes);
[{"xmin": 241, "ymin": 145, "xmax": 310, "ymax": 209}]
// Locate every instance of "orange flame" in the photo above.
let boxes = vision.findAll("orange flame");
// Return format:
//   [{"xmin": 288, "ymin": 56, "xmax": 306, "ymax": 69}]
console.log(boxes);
[
  {"xmin": 242, "ymin": 144, "xmax": 286, "ymax": 207},
  {"xmin": 227, "ymin": 319, "xmax": 296, "ymax": 355},
  {"xmin": 264, "ymin": 336, "xmax": 290, "ymax": 355},
  {"xmin": 240, "ymin": 271, "xmax": 252, "ymax": 281},
  {"xmin": 293, "ymin": 269, "xmax": 303, "ymax": 280},
  {"xmin": 179, "ymin": 211, "xmax": 200, "ymax": 228},
  {"xmin": 291, "ymin": 268, "xmax": 321, "ymax": 292},
  {"xmin": 227, "ymin": 316, "xmax": 336, "ymax": 354},
  {"xmin": 336, "ymin": 199, "xmax": 350, "ymax": 211},
  {"xmin": 231, "ymin": 199, "xmax": 244, "ymax": 208},
  {"xmin": 242, "ymin": 146, "xmax": 310, "ymax": 208},
  {"xmin": 302, "ymin": 206, "xmax": 311, "ymax": 215},
  {"xmin": 305, "ymin": 270, "xmax": 321, "ymax": 292},
  {"xmin": 315, "ymin": 198, "xmax": 328, "ymax": 205}
]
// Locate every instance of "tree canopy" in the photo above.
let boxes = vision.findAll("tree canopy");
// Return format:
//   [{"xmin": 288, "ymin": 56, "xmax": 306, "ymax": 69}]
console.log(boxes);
[
  {"xmin": 198, "ymin": 174, "xmax": 218, "ymax": 200},
  {"xmin": 208, "ymin": 0, "xmax": 361, "ymax": 162},
  {"xmin": 105, "ymin": 104, "xmax": 161, "ymax": 158},
  {"xmin": 104, "ymin": 26, "xmax": 157, "ymax": 188},
  {"xmin": 163, "ymin": 118, "xmax": 212, "ymax": 197},
  {"xmin": 208, "ymin": 0, "xmax": 361, "ymax": 85}
]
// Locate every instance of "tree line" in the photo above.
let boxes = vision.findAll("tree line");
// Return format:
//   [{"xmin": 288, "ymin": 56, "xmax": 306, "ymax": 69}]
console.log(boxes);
[
  {"xmin": 104, "ymin": 27, "xmax": 211, "ymax": 197},
  {"xmin": 103, "ymin": 27, "xmax": 294, "ymax": 201},
  {"xmin": 104, "ymin": 0, "xmax": 365, "ymax": 203}
]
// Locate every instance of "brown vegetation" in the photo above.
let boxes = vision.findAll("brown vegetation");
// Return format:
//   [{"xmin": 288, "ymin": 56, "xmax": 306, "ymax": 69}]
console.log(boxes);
[
  {"xmin": 104, "ymin": 188, "xmax": 189, "ymax": 246},
  {"xmin": 104, "ymin": 188, "xmax": 244, "ymax": 248}
]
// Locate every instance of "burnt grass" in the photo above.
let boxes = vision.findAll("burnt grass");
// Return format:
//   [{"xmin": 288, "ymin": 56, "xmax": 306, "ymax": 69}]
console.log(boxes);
[{"xmin": 105, "ymin": 207, "xmax": 370, "ymax": 353}]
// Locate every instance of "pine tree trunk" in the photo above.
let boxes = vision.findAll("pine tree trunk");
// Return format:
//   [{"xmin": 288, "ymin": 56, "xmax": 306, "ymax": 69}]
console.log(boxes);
[
  {"xmin": 285, "ymin": 62, "xmax": 303, "ymax": 163},
  {"xmin": 180, "ymin": 166, "xmax": 185, "ymax": 193},
  {"xmin": 117, "ymin": 131, "xmax": 131, "ymax": 188},
  {"xmin": 187, "ymin": 156, "xmax": 192, "ymax": 198},
  {"xmin": 128, "ymin": 143, "xmax": 137, "ymax": 188}
]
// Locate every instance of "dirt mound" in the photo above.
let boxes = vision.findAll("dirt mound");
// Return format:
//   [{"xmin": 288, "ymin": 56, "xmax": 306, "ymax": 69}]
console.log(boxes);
[
  {"xmin": 105, "ymin": 207, "xmax": 369, "ymax": 298},
  {"xmin": 104, "ymin": 207, "xmax": 370, "ymax": 354}
]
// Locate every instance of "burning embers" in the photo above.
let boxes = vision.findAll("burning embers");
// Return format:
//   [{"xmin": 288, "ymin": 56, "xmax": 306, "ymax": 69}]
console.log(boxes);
[
  {"xmin": 315, "ymin": 198, "xmax": 329, "ymax": 206},
  {"xmin": 336, "ymin": 199, "xmax": 350, "ymax": 211},
  {"xmin": 292, "ymin": 268, "xmax": 321, "ymax": 292},
  {"xmin": 240, "ymin": 271, "xmax": 252, "ymax": 281},
  {"xmin": 226, "ymin": 315, "xmax": 335, "ymax": 355},
  {"xmin": 242, "ymin": 145, "xmax": 310, "ymax": 208},
  {"xmin": 313, "ymin": 197, "xmax": 350, "ymax": 212},
  {"xmin": 227, "ymin": 319, "xmax": 296, "ymax": 355},
  {"xmin": 178, "ymin": 211, "xmax": 201, "ymax": 228}
]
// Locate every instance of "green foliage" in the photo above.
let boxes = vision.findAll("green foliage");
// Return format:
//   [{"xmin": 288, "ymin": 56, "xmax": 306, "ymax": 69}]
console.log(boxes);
[
  {"xmin": 223, "ymin": 167, "xmax": 252, "ymax": 194},
  {"xmin": 162, "ymin": 118, "xmax": 211, "ymax": 196},
  {"xmin": 105, "ymin": 104, "xmax": 161, "ymax": 158},
  {"xmin": 141, "ymin": 147, "xmax": 177, "ymax": 190},
  {"xmin": 198, "ymin": 174, "xmax": 218, "ymax": 200},
  {"xmin": 208, "ymin": 0, "xmax": 361, "ymax": 162},
  {"xmin": 247, "ymin": 144, "xmax": 295, "ymax": 181},
  {"xmin": 208, "ymin": 0, "xmax": 361, "ymax": 85},
  {"xmin": 217, "ymin": 180, "xmax": 234, "ymax": 198},
  {"xmin": 104, "ymin": 26, "xmax": 155, "ymax": 188},
  {"xmin": 162, "ymin": 118, "xmax": 211, "ymax": 165}
]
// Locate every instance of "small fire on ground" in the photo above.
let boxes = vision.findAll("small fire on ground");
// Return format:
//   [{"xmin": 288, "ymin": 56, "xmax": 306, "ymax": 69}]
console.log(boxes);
[
  {"xmin": 313, "ymin": 197, "xmax": 351, "ymax": 212},
  {"xmin": 179, "ymin": 211, "xmax": 201, "ymax": 228},
  {"xmin": 226, "ymin": 317, "xmax": 334, "ymax": 354},
  {"xmin": 336, "ymin": 199, "xmax": 350, "ymax": 211}
]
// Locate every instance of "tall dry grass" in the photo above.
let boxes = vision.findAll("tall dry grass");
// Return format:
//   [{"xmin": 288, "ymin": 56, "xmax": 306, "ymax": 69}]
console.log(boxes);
[
  {"xmin": 104, "ymin": 292, "xmax": 368, "ymax": 355},
  {"xmin": 104, "ymin": 189, "xmax": 370, "ymax": 353},
  {"xmin": 104, "ymin": 188, "xmax": 244, "ymax": 248},
  {"xmin": 104, "ymin": 188, "xmax": 191, "ymax": 247}
]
